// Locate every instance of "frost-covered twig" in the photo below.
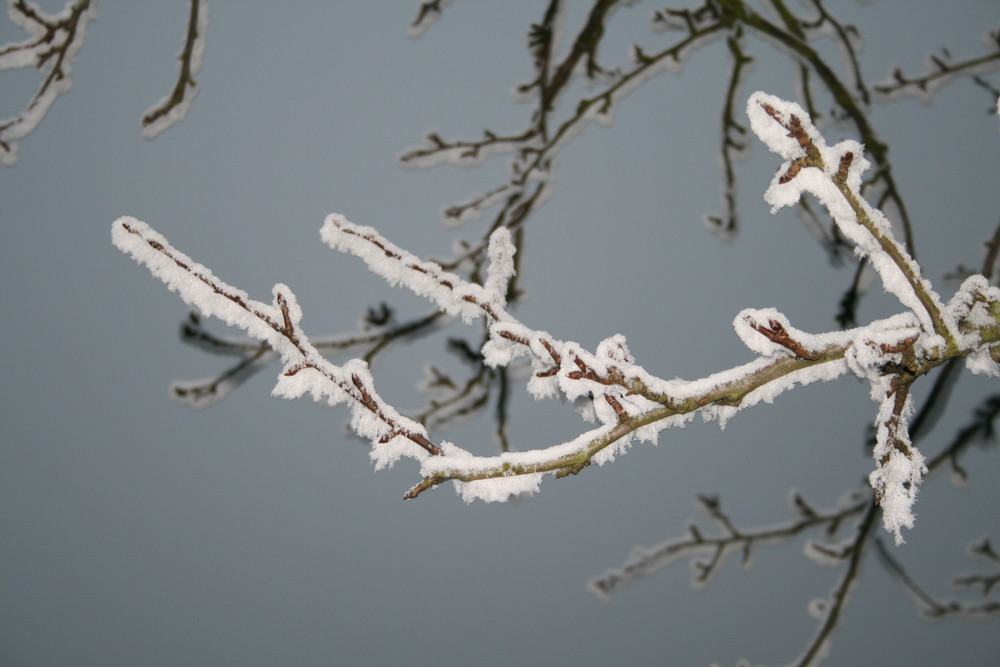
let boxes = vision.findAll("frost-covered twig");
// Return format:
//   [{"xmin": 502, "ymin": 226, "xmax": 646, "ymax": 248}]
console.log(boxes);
[
  {"xmin": 141, "ymin": 0, "xmax": 208, "ymax": 139},
  {"xmin": 0, "ymin": 0, "xmax": 95, "ymax": 166},
  {"xmin": 112, "ymin": 217, "xmax": 443, "ymax": 466},
  {"xmin": 592, "ymin": 349, "xmax": 998, "ymax": 660},
  {"xmin": 82, "ymin": 7, "xmax": 1000, "ymax": 663}
]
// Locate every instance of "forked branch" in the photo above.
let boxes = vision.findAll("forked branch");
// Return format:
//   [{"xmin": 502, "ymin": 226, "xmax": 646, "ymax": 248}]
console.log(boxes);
[
  {"xmin": 114, "ymin": 94, "xmax": 1000, "ymax": 546},
  {"xmin": 0, "ymin": 0, "xmax": 95, "ymax": 165}
]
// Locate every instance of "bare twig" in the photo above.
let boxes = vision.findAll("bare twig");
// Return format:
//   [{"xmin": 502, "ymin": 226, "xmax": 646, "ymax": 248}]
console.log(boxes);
[
  {"xmin": 873, "ymin": 29, "xmax": 1000, "ymax": 103},
  {"xmin": 793, "ymin": 502, "xmax": 878, "ymax": 667},
  {"xmin": 876, "ymin": 537, "xmax": 1000, "ymax": 618},
  {"xmin": 589, "ymin": 492, "xmax": 869, "ymax": 598}
]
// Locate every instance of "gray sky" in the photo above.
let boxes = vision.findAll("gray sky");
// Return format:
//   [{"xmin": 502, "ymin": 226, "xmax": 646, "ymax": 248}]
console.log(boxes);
[{"xmin": 3, "ymin": 2, "xmax": 999, "ymax": 665}]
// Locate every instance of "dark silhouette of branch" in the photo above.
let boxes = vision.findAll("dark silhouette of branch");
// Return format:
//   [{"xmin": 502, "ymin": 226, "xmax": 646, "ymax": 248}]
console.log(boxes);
[
  {"xmin": 793, "ymin": 501, "xmax": 878, "ymax": 667},
  {"xmin": 589, "ymin": 492, "xmax": 869, "ymax": 598},
  {"xmin": 926, "ymin": 392, "xmax": 1000, "ymax": 484},
  {"xmin": 875, "ymin": 536, "xmax": 1000, "ymax": 618},
  {"xmin": 873, "ymin": 29, "xmax": 1000, "ymax": 104},
  {"xmin": 170, "ymin": 309, "xmax": 445, "ymax": 409},
  {"xmin": 705, "ymin": 29, "xmax": 753, "ymax": 238},
  {"xmin": 407, "ymin": 0, "xmax": 454, "ymax": 38}
]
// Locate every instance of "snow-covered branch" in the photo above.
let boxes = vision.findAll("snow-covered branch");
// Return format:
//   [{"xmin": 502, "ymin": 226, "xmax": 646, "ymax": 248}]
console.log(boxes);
[
  {"xmin": 169, "ymin": 308, "xmax": 445, "ymax": 410},
  {"xmin": 140, "ymin": 0, "xmax": 208, "ymax": 139},
  {"xmin": 114, "ymin": 93, "xmax": 1000, "ymax": 547},
  {"xmin": 747, "ymin": 91, "xmax": 1000, "ymax": 542},
  {"xmin": 112, "ymin": 217, "xmax": 443, "ymax": 466},
  {"xmin": 0, "ymin": 0, "xmax": 95, "ymax": 166}
]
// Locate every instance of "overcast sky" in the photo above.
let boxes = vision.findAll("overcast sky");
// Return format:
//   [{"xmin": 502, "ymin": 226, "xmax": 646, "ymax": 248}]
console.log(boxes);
[{"xmin": 3, "ymin": 2, "xmax": 999, "ymax": 665}]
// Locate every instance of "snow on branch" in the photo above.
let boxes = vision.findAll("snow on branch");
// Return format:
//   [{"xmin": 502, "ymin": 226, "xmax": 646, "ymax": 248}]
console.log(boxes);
[
  {"xmin": 114, "ymin": 94, "xmax": 1000, "ymax": 544},
  {"xmin": 747, "ymin": 92, "xmax": 954, "ymax": 346},
  {"xmin": 746, "ymin": 91, "xmax": 1000, "ymax": 543},
  {"xmin": 0, "ymin": 0, "xmax": 96, "ymax": 166},
  {"xmin": 111, "ymin": 217, "xmax": 442, "ymax": 470},
  {"xmin": 318, "ymin": 212, "xmax": 871, "ymax": 501},
  {"xmin": 140, "ymin": 0, "xmax": 208, "ymax": 139}
]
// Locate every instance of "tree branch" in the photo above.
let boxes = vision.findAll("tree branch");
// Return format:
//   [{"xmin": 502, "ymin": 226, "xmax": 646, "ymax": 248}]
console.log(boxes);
[
  {"xmin": 141, "ymin": 0, "xmax": 208, "ymax": 139},
  {"xmin": 589, "ymin": 492, "xmax": 869, "ymax": 599},
  {"xmin": 873, "ymin": 29, "xmax": 1000, "ymax": 103},
  {"xmin": 0, "ymin": 0, "xmax": 95, "ymax": 165}
]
